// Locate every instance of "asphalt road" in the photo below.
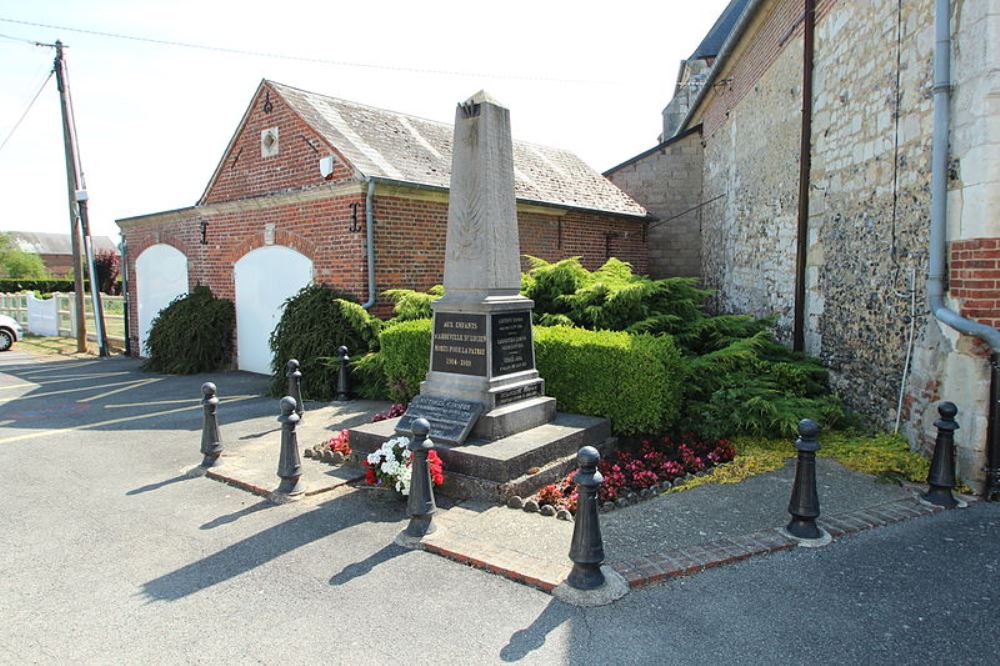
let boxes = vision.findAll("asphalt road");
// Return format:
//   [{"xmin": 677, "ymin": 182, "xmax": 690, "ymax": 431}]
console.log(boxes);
[{"xmin": 1, "ymin": 351, "xmax": 997, "ymax": 664}]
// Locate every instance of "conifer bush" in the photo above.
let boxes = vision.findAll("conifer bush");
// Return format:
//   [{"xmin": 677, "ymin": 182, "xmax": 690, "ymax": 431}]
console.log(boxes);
[
  {"xmin": 268, "ymin": 285, "xmax": 382, "ymax": 400},
  {"xmin": 143, "ymin": 285, "xmax": 234, "ymax": 374}
]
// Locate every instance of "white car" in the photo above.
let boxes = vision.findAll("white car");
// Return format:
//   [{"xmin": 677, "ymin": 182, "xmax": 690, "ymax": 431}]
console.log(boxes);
[{"xmin": 0, "ymin": 314, "xmax": 22, "ymax": 351}]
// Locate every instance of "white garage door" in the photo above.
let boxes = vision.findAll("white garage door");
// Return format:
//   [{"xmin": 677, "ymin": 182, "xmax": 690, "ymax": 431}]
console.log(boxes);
[
  {"xmin": 234, "ymin": 246, "xmax": 313, "ymax": 375},
  {"xmin": 135, "ymin": 244, "xmax": 189, "ymax": 356}
]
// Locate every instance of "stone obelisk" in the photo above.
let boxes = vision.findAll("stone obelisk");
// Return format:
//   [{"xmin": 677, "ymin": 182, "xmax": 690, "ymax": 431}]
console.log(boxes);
[{"xmin": 396, "ymin": 92, "xmax": 555, "ymax": 444}]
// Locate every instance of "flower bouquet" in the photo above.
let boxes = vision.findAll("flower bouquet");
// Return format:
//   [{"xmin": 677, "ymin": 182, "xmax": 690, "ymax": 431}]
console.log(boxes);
[{"xmin": 365, "ymin": 435, "xmax": 445, "ymax": 497}]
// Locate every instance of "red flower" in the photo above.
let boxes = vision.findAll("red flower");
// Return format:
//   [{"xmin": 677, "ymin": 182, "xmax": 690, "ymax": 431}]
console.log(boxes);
[{"xmin": 365, "ymin": 465, "xmax": 377, "ymax": 485}]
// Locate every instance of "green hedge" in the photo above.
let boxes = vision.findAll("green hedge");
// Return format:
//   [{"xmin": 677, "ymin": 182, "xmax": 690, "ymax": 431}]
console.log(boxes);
[
  {"xmin": 534, "ymin": 326, "xmax": 685, "ymax": 435},
  {"xmin": 376, "ymin": 321, "xmax": 686, "ymax": 435},
  {"xmin": 143, "ymin": 286, "xmax": 234, "ymax": 374},
  {"xmin": 268, "ymin": 285, "xmax": 382, "ymax": 400},
  {"xmin": 379, "ymin": 319, "xmax": 432, "ymax": 403},
  {"xmin": 0, "ymin": 279, "xmax": 121, "ymax": 295}
]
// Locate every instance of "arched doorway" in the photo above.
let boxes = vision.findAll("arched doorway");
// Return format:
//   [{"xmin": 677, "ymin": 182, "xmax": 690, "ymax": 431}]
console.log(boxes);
[
  {"xmin": 135, "ymin": 244, "xmax": 188, "ymax": 356},
  {"xmin": 234, "ymin": 246, "xmax": 313, "ymax": 374}
]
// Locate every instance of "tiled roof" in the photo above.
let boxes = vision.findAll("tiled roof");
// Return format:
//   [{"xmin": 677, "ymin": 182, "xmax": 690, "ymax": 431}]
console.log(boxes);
[
  {"xmin": 269, "ymin": 81, "xmax": 646, "ymax": 218},
  {"xmin": 7, "ymin": 231, "xmax": 117, "ymax": 255}
]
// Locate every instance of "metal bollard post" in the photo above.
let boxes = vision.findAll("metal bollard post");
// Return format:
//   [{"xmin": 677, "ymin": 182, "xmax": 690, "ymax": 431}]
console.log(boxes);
[
  {"xmin": 923, "ymin": 402, "xmax": 959, "ymax": 508},
  {"xmin": 199, "ymin": 382, "xmax": 223, "ymax": 468},
  {"xmin": 404, "ymin": 418, "xmax": 437, "ymax": 538},
  {"xmin": 286, "ymin": 359, "xmax": 304, "ymax": 420},
  {"xmin": 787, "ymin": 419, "xmax": 823, "ymax": 540},
  {"xmin": 335, "ymin": 346, "xmax": 351, "ymax": 402},
  {"xmin": 275, "ymin": 396, "xmax": 304, "ymax": 496},
  {"xmin": 568, "ymin": 446, "xmax": 606, "ymax": 590}
]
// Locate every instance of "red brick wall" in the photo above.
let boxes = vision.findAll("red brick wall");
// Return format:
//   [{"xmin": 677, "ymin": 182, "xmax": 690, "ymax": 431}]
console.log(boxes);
[
  {"xmin": 121, "ymin": 193, "xmax": 647, "ymax": 356},
  {"xmin": 700, "ymin": 0, "xmax": 837, "ymax": 138},
  {"xmin": 950, "ymin": 238, "xmax": 1000, "ymax": 329},
  {"xmin": 202, "ymin": 83, "xmax": 353, "ymax": 204}
]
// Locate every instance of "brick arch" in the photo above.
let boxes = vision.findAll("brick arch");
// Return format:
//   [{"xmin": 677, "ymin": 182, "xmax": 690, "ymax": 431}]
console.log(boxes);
[
  {"xmin": 130, "ymin": 233, "xmax": 192, "ymax": 263},
  {"xmin": 220, "ymin": 228, "xmax": 317, "ymax": 265}
]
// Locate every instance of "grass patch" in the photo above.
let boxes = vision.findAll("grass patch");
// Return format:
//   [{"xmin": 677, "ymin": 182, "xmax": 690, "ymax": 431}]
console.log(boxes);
[
  {"xmin": 663, "ymin": 430, "xmax": 940, "ymax": 495},
  {"xmin": 17, "ymin": 335, "xmax": 94, "ymax": 357}
]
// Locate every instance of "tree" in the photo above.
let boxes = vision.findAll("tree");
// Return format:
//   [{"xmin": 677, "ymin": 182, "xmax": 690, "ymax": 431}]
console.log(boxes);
[
  {"xmin": 0, "ymin": 233, "xmax": 48, "ymax": 279},
  {"xmin": 94, "ymin": 249, "xmax": 120, "ymax": 294}
]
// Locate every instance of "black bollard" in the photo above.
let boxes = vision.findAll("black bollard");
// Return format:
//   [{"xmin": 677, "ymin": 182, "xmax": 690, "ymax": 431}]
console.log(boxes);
[
  {"xmin": 286, "ymin": 359, "xmax": 304, "ymax": 420},
  {"xmin": 922, "ymin": 402, "xmax": 959, "ymax": 508},
  {"xmin": 199, "ymin": 382, "xmax": 223, "ymax": 468},
  {"xmin": 404, "ymin": 418, "xmax": 437, "ymax": 538},
  {"xmin": 568, "ymin": 446, "xmax": 606, "ymax": 590},
  {"xmin": 787, "ymin": 419, "xmax": 823, "ymax": 540},
  {"xmin": 276, "ymin": 396, "xmax": 304, "ymax": 496},
  {"xmin": 335, "ymin": 346, "xmax": 351, "ymax": 402}
]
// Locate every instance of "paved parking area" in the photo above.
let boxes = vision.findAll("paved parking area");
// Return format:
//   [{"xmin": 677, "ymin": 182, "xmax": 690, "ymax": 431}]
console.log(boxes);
[{"xmin": 1, "ymin": 350, "xmax": 997, "ymax": 664}]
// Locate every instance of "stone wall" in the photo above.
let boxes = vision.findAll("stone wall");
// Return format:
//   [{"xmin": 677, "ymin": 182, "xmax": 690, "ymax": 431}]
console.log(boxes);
[
  {"xmin": 605, "ymin": 128, "xmax": 704, "ymax": 279},
  {"xmin": 700, "ymin": 18, "xmax": 804, "ymax": 340}
]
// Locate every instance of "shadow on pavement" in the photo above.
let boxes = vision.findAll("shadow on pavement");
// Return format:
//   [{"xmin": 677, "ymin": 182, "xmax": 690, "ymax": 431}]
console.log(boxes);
[
  {"xmin": 328, "ymin": 542, "xmax": 408, "ymax": 587},
  {"xmin": 199, "ymin": 500, "xmax": 275, "ymax": 530},
  {"xmin": 140, "ymin": 490, "xmax": 405, "ymax": 602},
  {"xmin": 499, "ymin": 598, "xmax": 574, "ymax": 662},
  {"xmin": 126, "ymin": 473, "xmax": 195, "ymax": 496}
]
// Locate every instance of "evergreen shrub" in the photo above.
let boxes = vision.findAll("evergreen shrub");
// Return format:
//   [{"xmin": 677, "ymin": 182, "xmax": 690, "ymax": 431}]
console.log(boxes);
[
  {"xmin": 268, "ymin": 285, "xmax": 382, "ymax": 400},
  {"xmin": 143, "ymin": 285, "xmax": 234, "ymax": 374},
  {"xmin": 534, "ymin": 326, "xmax": 685, "ymax": 435},
  {"xmin": 378, "ymin": 319, "xmax": 432, "ymax": 403}
]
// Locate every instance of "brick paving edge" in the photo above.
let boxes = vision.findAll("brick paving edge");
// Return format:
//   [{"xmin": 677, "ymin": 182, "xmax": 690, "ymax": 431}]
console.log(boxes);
[{"xmin": 610, "ymin": 494, "xmax": 972, "ymax": 590}]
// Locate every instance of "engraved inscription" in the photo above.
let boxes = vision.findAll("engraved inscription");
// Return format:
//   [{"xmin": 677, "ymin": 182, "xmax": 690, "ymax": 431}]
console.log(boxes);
[
  {"xmin": 431, "ymin": 312, "xmax": 487, "ymax": 376},
  {"xmin": 396, "ymin": 395, "xmax": 484, "ymax": 444},
  {"xmin": 491, "ymin": 311, "xmax": 534, "ymax": 376},
  {"xmin": 495, "ymin": 383, "xmax": 542, "ymax": 407}
]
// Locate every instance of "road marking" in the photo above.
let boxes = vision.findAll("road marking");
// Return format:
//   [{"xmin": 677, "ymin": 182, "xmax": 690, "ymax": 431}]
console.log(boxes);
[
  {"xmin": 104, "ymin": 395, "xmax": 258, "ymax": 409},
  {"xmin": 79, "ymin": 378, "xmax": 163, "ymax": 402},
  {"xmin": 0, "ymin": 378, "xmax": 156, "ymax": 403},
  {"xmin": 0, "ymin": 395, "xmax": 259, "ymax": 445},
  {"xmin": 16, "ymin": 361, "xmax": 100, "ymax": 376},
  {"xmin": 0, "ymin": 371, "xmax": 130, "ymax": 390}
]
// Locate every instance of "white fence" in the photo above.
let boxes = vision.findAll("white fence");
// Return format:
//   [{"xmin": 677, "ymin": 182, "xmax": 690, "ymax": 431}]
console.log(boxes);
[{"xmin": 0, "ymin": 292, "xmax": 126, "ymax": 346}]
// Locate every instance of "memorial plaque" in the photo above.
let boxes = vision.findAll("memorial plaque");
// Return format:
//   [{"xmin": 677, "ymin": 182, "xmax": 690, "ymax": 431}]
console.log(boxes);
[
  {"xmin": 495, "ymin": 383, "xmax": 542, "ymax": 407},
  {"xmin": 431, "ymin": 312, "xmax": 488, "ymax": 376},
  {"xmin": 396, "ymin": 394, "xmax": 485, "ymax": 444},
  {"xmin": 491, "ymin": 310, "xmax": 534, "ymax": 376}
]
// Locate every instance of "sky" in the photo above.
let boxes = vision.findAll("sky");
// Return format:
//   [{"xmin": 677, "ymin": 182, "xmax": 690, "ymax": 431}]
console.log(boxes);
[{"xmin": 0, "ymin": 0, "xmax": 731, "ymax": 243}]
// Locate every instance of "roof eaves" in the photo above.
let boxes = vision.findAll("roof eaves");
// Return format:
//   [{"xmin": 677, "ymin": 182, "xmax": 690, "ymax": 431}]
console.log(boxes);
[
  {"xmin": 602, "ymin": 125, "xmax": 703, "ymax": 176},
  {"xmin": 369, "ymin": 176, "xmax": 649, "ymax": 220}
]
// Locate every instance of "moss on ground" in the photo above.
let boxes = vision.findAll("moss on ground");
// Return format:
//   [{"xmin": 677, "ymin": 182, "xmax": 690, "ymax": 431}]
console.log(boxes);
[{"xmin": 663, "ymin": 430, "xmax": 957, "ymax": 496}]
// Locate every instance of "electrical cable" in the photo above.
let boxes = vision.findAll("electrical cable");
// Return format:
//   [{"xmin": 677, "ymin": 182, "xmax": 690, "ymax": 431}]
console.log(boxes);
[
  {"xmin": 0, "ymin": 17, "xmax": 608, "ymax": 84},
  {"xmin": 0, "ymin": 69, "xmax": 53, "ymax": 155}
]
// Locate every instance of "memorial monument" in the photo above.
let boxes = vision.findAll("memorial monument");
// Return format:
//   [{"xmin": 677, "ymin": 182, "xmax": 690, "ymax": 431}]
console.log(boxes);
[
  {"xmin": 350, "ymin": 92, "xmax": 610, "ymax": 499},
  {"xmin": 395, "ymin": 91, "xmax": 555, "ymax": 444}
]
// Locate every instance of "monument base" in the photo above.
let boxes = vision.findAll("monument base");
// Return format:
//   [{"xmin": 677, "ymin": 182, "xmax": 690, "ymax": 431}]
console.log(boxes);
[{"xmin": 349, "ymin": 412, "xmax": 613, "ymax": 501}]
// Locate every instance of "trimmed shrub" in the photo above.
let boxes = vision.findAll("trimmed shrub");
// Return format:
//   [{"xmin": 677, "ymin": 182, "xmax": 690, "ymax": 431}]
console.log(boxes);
[
  {"xmin": 534, "ymin": 326, "xmax": 685, "ymax": 435},
  {"xmin": 375, "ymin": 321, "xmax": 685, "ymax": 435},
  {"xmin": 379, "ymin": 319, "xmax": 432, "ymax": 403},
  {"xmin": 268, "ymin": 285, "xmax": 382, "ymax": 400},
  {"xmin": 143, "ymin": 285, "xmax": 234, "ymax": 374}
]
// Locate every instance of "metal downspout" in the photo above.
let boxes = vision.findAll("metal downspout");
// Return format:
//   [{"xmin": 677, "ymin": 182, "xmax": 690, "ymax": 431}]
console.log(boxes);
[
  {"xmin": 929, "ymin": 0, "xmax": 1000, "ymax": 497},
  {"xmin": 793, "ymin": 0, "xmax": 816, "ymax": 352},
  {"xmin": 362, "ymin": 178, "xmax": 377, "ymax": 310}
]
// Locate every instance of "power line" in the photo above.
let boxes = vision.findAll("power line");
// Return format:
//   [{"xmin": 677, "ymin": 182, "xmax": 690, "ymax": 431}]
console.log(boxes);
[
  {"xmin": 0, "ymin": 69, "xmax": 54, "ymax": 155},
  {"xmin": 0, "ymin": 17, "xmax": 609, "ymax": 85}
]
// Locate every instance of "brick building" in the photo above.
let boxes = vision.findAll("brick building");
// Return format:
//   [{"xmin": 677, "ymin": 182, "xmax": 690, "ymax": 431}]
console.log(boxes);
[
  {"xmin": 117, "ymin": 80, "xmax": 648, "ymax": 374},
  {"xmin": 607, "ymin": 0, "xmax": 1000, "ymax": 492}
]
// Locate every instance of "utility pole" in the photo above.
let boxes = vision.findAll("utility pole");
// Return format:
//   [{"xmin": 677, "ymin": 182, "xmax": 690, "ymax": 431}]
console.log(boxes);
[{"xmin": 53, "ymin": 40, "xmax": 108, "ymax": 356}]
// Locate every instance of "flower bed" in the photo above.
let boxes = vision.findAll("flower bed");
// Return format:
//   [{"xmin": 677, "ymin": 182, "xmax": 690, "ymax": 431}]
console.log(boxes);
[
  {"xmin": 365, "ymin": 435, "xmax": 444, "ymax": 496},
  {"xmin": 521, "ymin": 433, "xmax": 735, "ymax": 515}
]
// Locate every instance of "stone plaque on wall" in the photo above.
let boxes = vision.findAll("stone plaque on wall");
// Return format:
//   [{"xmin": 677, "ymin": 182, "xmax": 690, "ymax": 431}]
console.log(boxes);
[
  {"xmin": 491, "ymin": 310, "xmax": 534, "ymax": 376},
  {"xmin": 430, "ymin": 312, "xmax": 487, "ymax": 376}
]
